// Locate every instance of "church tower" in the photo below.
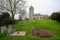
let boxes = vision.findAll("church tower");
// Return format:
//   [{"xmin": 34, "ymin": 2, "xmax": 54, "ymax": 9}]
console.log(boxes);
[{"xmin": 29, "ymin": 6, "xmax": 34, "ymax": 20}]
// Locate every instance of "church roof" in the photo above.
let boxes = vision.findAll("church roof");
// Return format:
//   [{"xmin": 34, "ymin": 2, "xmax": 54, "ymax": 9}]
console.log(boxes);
[{"xmin": 33, "ymin": 14, "xmax": 43, "ymax": 16}]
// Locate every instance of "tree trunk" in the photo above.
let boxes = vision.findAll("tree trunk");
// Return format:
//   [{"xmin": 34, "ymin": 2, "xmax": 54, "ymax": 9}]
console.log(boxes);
[
  {"xmin": 12, "ymin": 14, "xmax": 14, "ymax": 20},
  {"xmin": 0, "ymin": 27, "xmax": 1, "ymax": 33},
  {"xmin": 11, "ymin": 11, "xmax": 15, "ymax": 20}
]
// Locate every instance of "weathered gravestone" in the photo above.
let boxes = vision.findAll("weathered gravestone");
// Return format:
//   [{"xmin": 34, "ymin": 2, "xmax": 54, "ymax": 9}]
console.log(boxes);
[
  {"xmin": 8, "ymin": 31, "xmax": 26, "ymax": 36},
  {"xmin": 1, "ymin": 26, "xmax": 7, "ymax": 33},
  {"xmin": 1, "ymin": 25, "xmax": 13, "ymax": 34},
  {"xmin": 8, "ymin": 25, "xmax": 13, "ymax": 34}
]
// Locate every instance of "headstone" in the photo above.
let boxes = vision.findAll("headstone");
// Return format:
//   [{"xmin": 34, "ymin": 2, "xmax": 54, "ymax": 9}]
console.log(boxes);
[
  {"xmin": 1, "ymin": 26, "xmax": 7, "ymax": 33},
  {"xmin": 8, "ymin": 25, "xmax": 13, "ymax": 34}
]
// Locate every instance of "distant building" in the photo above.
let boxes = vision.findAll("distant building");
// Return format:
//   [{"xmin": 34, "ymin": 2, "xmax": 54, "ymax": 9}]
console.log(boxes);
[{"xmin": 29, "ymin": 6, "xmax": 48, "ymax": 20}]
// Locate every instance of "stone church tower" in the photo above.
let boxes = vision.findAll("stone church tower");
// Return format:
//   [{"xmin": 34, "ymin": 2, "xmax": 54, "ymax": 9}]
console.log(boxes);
[
  {"xmin": 29, "ymin": 6, "xmax": 34, "ymax": 20},
  {"xmin": 29, "ymin": 6, "xmax": 48, "ymax": 20}
]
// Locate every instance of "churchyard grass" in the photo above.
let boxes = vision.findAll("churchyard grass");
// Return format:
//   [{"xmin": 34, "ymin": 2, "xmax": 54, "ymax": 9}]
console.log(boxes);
[{"xmin": 0, "ymin": 20, "xmax": 60, "ymax": 40}]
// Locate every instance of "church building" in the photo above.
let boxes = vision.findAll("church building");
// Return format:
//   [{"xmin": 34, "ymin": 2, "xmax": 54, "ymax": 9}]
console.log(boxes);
[{"xmin": 29, "ymin": 6, "xmax": 48, "ymax": 20}]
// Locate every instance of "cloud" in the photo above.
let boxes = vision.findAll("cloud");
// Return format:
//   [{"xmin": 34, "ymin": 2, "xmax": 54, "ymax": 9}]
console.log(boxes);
[{"xmin": 26, "ymin": 0, "xmax": 60, "ymax": 15}]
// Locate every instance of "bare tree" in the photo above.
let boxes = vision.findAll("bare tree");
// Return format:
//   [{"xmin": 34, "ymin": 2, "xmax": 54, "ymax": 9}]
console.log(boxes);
[
  {"xmin": 0, "ymin": 0, "xmax": 26, "ymax": 20},
  {"xmin": 19, "ymin": 9, "xmax": 26, "ymax": 19}
]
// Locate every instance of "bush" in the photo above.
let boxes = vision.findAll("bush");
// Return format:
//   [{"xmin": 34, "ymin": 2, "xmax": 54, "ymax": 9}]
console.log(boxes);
[{"xmin": 50, "ymin": 12, "xmax": 60, "ymax": 22}]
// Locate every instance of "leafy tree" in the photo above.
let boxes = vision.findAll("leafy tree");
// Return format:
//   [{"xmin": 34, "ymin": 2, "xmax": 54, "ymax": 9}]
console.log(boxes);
[
  {"xmin": 50, "ymin": 12, "xmax": 60, "ymax": 22},
  {"xmin": 0, "ymin": 0, "xmax": 26, "ymax": 20},
  {"xmin": 0, "ymin": 12, "xmax": 10, "ymax": 27},
  {"xmin": 0, "ymin": 12, "xmax": 15, "ymax": 28}
]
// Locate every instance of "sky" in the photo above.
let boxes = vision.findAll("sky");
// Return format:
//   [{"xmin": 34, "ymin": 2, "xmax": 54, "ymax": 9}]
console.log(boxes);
[
  {"xmin": 15, "ymin": 0, "xmax": 60, "ymax": 19},
  {"xmin": 26, "ymin": 0, "xmax": 60, "ymax": 15}
]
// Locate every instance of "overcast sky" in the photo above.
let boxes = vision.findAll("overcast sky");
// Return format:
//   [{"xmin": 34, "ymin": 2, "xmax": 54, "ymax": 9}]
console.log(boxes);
[
  {"xmin": 15, "ymin": 0, "xmax": 60, "ymax": 19},
  {"xmin": 26, "ymin": 0, "xmax": 60, "ymax": 15}
]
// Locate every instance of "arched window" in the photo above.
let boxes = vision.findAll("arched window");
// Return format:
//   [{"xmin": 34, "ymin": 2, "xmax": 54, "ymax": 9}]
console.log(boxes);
[
  {"xmin": 33, "ymin": 18, "xmax": 35, "ymax": 20},
  {"xmin": 40, "ymin": 17, "xmax": 42, "ymax": 19}
]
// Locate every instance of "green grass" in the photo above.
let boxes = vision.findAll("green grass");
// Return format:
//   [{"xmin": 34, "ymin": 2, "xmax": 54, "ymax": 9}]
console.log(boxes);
[{"xmin": 0, "ymin": 20, "xmax": 60, "ymax": 40}]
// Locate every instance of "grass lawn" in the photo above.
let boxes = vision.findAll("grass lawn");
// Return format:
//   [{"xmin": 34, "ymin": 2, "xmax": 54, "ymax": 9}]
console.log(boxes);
[{"xmin": 0, "ymin": 20, "xmax": 60, "ymax": 40}]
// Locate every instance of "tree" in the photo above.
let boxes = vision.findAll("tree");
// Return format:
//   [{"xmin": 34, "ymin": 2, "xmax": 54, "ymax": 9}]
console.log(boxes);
[
  {"xmin": 0, "ymin": 12, "xmax": 16, "ymax": 33},
  {"xmin": 0, "ymin": 12, "xmax": 15, "ymax": 28},
  {"xmin": 0, "ymin": 0, "xmax": 26, "ymax": 20},
  {"xmin": 50, "ymin": 12, "xmax": 60, "ymax": 22},
  {"xmin": 19, "ymin": 10, "xmax": 26, "ymax": 20},
  {"xmin": 0, "ymin": 12, "xmax": 10, "ymax": 27}
]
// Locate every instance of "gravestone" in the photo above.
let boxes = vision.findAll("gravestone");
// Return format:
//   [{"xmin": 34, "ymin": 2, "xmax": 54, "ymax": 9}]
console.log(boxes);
[
  {"xmin": 8, "ymin": 25, "xmax": 13, "ymax": 34},
  {"xmin": 8, "ymin": 31, "xmax": 26, "ymax": 36},
  {"xmin": 1, "ymin": 25, "xmax": 13, "ymax": 34},
  {"xmin": 1, "ymin": 26, "xmax": 7, "ymax": 33}
]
